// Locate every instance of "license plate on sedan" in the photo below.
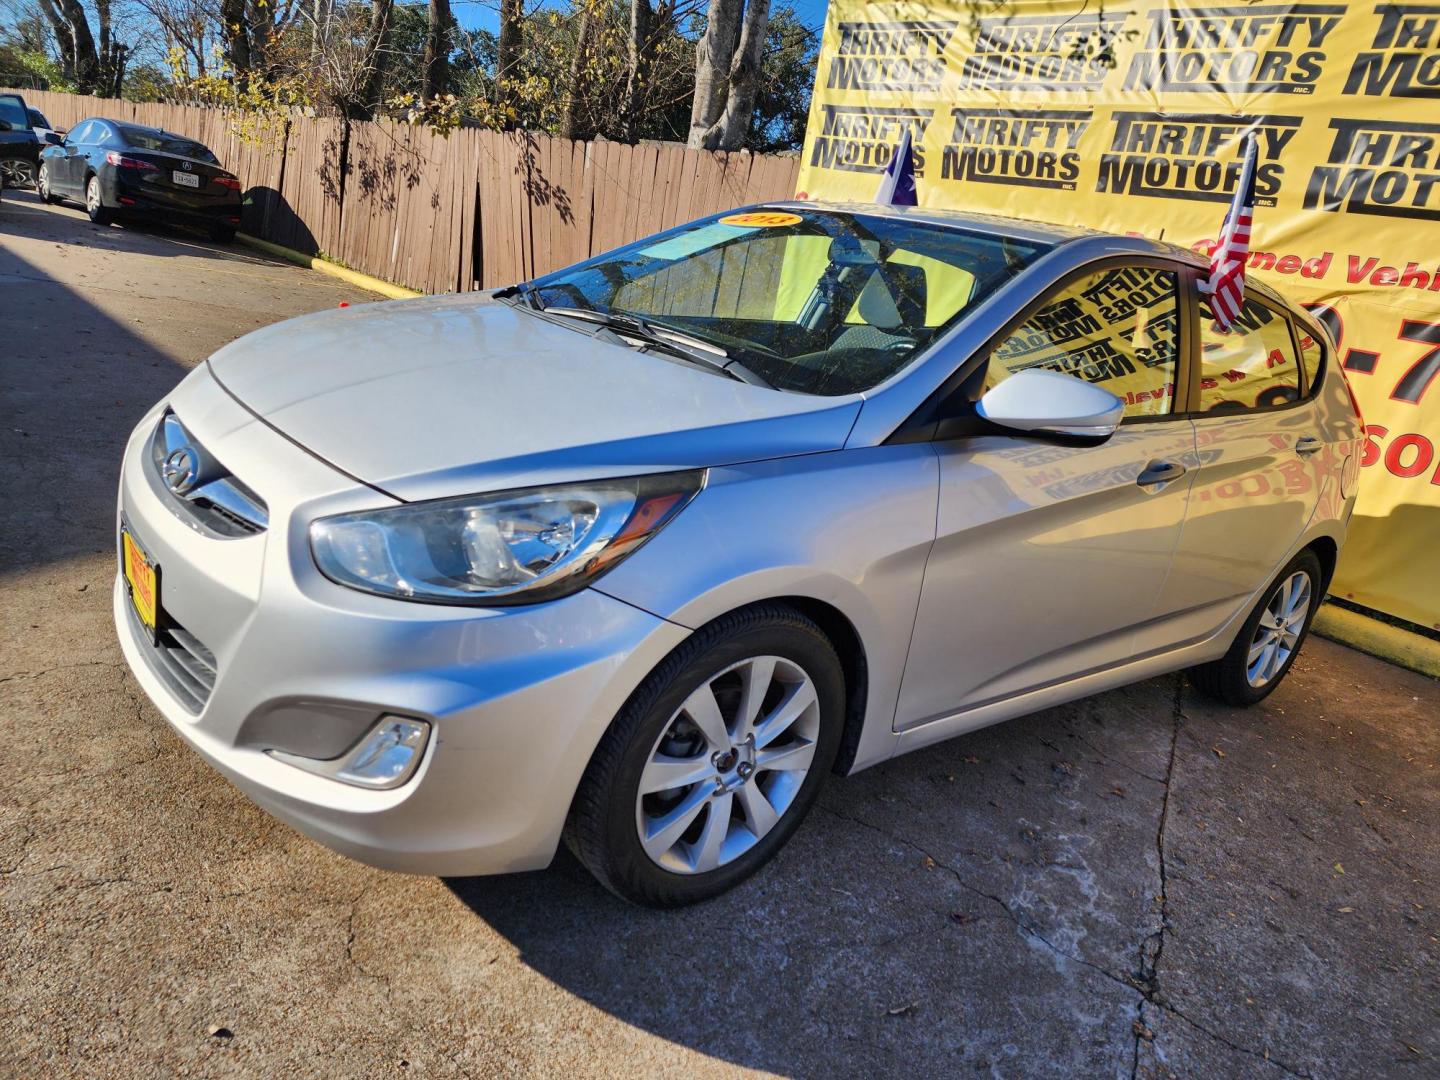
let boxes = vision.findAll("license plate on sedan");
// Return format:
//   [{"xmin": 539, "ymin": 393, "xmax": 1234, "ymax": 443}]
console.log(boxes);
[
  {"xmin": 173, "ymin": 170, "xmax": 200, "ymax": 188},
  {"xmin": 122, "ymin": 526, "xmax": 160, "ymax": 641}
]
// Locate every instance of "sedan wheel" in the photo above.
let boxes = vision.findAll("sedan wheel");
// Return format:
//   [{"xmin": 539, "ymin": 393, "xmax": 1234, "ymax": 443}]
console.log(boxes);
[
  {"xmin": 1246, "ymin": 571, "xmax": 1311, "ymax": 688},
  {"xmin": 1190, "ymin": 550, "xmax": 1322, "ymax": 706},
  {"xmin": 567, "ymin": 604, "xmax": 845, "ymax": 906},
  {"xmin": 2, "ymin": 158, "xmax": 36, "ymax": 189},
  {"xmin": 635, "ymin": 655, "xmax": 820, "ymax": 875},
  {"xmin": 37, "ymin": 163, "xmax": 58, "ymax": 204},
  {"xmin": 86, "ymin": 176, "xmax": 113, "ymax": 225}
]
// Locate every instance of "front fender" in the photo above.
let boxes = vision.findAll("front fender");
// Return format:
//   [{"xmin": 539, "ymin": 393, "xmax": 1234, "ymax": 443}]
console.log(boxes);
[{"xmin": 593, "ymin": 443, "xmax": 940, "ymax": 772}]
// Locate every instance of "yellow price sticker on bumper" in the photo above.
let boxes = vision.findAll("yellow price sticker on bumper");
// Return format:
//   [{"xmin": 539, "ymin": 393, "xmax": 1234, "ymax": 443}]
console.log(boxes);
[{"xmin": 718, "ymin": 211, "xmax": 802, "ymax": 228}]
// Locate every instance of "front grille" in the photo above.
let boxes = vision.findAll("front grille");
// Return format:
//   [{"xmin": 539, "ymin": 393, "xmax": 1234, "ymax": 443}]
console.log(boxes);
[
  {"xmin": 151, "ymin": 410, "xmax": 268, "ymax": 538},
  {"xmin": 126, "ymin": 601, "xmax": 218, "ymax": 714}
]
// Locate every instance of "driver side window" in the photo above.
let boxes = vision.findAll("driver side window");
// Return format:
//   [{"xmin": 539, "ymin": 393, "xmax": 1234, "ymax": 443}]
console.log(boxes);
[{"xmin": 985, "ymin": 265, "xmax": 1181, "ymax": 419}]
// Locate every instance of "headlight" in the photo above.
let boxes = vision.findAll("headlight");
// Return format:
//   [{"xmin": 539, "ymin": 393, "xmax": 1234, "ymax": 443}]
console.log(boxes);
[{"xmin": 309, "ymin": 470, "xmax": 705, "ymax": 605}]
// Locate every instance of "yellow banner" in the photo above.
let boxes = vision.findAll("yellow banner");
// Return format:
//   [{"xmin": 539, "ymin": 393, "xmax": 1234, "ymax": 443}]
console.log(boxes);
[{"xmin": 797, "ymin": 0, "xmax": 1440, "ymax": 630}]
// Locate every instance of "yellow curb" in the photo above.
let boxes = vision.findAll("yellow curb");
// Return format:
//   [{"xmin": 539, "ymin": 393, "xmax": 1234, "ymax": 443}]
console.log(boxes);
[
  {"xmin": 1313, "ymin": 604, "xmax": 1440, "ymax": 680},
  {"xmin": 236, "ymin": 233, "xmax": 423, "ymax": 300}
]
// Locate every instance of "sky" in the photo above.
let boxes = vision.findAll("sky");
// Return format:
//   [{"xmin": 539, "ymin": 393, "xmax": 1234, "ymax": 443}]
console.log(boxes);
[{"xmin": 451, "ymin": 0, "xmax": 831, "ymax": 36}]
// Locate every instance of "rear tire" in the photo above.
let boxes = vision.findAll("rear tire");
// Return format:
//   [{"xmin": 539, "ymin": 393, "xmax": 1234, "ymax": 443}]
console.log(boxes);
[
  {"xmin": 85, "ymin": 175, "xmax": 112, "ymax": 225},
  {"xmin": 209, "ymin": 224, "xmax": 237, "ymax": 244},
  {"xmin": 1189, "ymin": 549, "xmax": 1322, "ymax": 707},
  {"xmin": 565, "ymin": 603, "xmax": 845, "ymax": 907}
]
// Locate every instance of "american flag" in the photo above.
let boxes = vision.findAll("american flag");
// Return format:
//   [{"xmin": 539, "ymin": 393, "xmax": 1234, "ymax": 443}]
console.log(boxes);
[
  {"xmin": 1205, "ymin": 133, "xmax": 1259, "ymax": 330},
  {"xmin": 875, "ymin": 128, "xmax": 918, "ymax": 207}
]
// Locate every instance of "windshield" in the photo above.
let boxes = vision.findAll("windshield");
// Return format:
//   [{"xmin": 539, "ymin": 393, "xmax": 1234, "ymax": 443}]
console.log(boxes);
[
  {"xmin": 523, "ymin": 208, "xmax": 1047, "ymax": 395},
  {"xmin": 28, "ymin": 109, "xmax": 50, "ymax": 128},
  {"xmin": 120, "ymin": 129, "xmax": 219, "ymax": 164}
]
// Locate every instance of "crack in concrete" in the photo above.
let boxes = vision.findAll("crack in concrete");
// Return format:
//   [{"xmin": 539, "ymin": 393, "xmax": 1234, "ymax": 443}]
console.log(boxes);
[
  {"xmin": 0, "ymin": 660, "xmax": 127, "ymax": 685},
  {"xmin": 817, "ymin": 749, "xmax": 1315, "ymax": 1080},
  {"xmin": 343, "ymin": 890, "xmax": 393, "ymax": 998},
  {"xmin": 1131, "ymin": 675, "xmax": 1183, "ymax": 1080},
  {"xmin": 1125, "ymin": 678, "xmax": 1313, "ymax": 1080}
]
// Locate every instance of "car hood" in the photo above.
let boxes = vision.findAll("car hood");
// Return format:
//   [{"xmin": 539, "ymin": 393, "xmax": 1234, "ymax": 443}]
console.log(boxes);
[{"xmin": 206, "ymin": 294, "xmax": 863, "ymax": 501}]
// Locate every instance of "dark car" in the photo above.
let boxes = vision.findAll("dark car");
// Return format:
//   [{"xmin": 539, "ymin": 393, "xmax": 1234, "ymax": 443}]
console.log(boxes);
[
  {"xmin": 0, "ymin": 92, "xmax": 42, "ymax": 193},
  {"xmin": 37, "ymin": 117, "xmax": 242, "ymax": 242}
]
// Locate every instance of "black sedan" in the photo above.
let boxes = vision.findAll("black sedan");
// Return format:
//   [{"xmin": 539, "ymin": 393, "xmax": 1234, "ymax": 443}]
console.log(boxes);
[{"xmin": 38, "ymin": 118, "xmax": 242, "ymax": 242}]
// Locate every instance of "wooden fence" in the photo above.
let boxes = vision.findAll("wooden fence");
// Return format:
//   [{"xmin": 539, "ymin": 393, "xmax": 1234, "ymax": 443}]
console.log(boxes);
[{"xmin": 4, "ymin": 89, "xmax": 802, "ymax": 294}]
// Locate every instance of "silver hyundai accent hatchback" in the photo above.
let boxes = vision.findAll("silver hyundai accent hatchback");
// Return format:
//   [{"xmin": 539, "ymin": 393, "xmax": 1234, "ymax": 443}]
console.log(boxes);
[{"xmin": 115, "ymin": 203, "xmax": 1362, "ymax": 905}]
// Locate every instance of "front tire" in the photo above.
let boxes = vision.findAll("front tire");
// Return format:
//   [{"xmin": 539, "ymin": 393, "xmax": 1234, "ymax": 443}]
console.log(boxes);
[
  {"xmin": 86, "ymin": 175, "xmax": 112, "ymax": 225},
  {"xmin": 565, "ymin": 604, "xmax": 845, "ymax": 907},
  {"xmin": 37, "ymin": 162, "xmax": 59, "ymax": 204},
  {"xmin": 1189, "ymin": 550, "xmax": 1322, "ymax": 706}
]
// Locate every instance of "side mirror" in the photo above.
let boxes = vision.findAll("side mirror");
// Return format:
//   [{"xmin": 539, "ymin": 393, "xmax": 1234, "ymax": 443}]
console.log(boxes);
[
  {"xmin": 45, "ymin": 132, "xmax": 62, "ymax": 145},
  {"xmin": 0, "ymin": 120, "xmax": 10, "ymax": 132},
  {"xmin": 976, "ymin": 368, "xmax": 1125, "ymax": 442}
]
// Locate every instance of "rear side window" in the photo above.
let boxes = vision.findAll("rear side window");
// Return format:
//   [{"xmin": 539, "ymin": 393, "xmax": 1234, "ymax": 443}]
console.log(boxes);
[
  {"xmin": 120, "ymin": 129, "xmax": 218, "ymax": 164},
  {"xmin": 1198, "ymin": 297, "xmax": 1300, "ymax": 412},
  {"xmin": 984, "ymin": 265, "xmax": 1182, "ymax": 418}
]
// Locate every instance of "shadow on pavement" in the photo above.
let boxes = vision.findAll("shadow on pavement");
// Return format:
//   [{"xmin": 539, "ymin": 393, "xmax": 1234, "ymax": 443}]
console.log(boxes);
[{"xmin": 0, "ymin": 231, "xmax": 188, "ymax": 573}]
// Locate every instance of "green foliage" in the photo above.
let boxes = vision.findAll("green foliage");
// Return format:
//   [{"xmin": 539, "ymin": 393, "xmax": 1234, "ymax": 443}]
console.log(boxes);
[
  {"xmin": 0, "ymin": 43, "xmax": 73, "ymax": 91},
  {"xmin": 165, "ymin": 46, "xmax": 309, "ymax": 148}
]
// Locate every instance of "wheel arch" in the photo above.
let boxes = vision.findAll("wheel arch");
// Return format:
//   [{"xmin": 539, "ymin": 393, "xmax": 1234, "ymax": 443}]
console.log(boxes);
[
  {"xmin": 1304, "ymin": 535, "xmax": 1339, "ymax": 593},
  {"xmin": 766, "ymin": 596, "xmax": 870, "ymax": 776}
]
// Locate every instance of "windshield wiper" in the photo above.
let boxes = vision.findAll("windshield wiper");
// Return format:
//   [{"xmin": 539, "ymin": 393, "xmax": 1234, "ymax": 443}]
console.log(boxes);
[
  {"xmin": 541, "ymin": 307, "xmax": 776, "ymax": 389},
  {"xmin": 494, "ymin": 282, "xmax": 543, "ymax": 311}
]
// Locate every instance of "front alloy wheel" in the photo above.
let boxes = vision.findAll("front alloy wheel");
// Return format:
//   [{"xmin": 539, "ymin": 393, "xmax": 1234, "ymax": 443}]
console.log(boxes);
[
  {"xmin": 567, "ymin": 604, "xmax": 844, "ymax": 906},
  {"xmin": 636, "ymin": 655, "xmax": 820, "ymax": 875}
]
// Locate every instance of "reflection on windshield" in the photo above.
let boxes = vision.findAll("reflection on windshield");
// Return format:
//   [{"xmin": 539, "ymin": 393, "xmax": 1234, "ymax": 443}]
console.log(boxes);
[{"xmin": 522, "ymin": 209, "xmax": 1047, "ymax": 396}]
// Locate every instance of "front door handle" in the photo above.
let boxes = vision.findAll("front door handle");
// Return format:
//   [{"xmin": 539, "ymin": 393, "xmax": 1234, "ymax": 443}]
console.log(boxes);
[
  {"xmin": 1137, "ymin": 459, "xmax": 1187, "ymax": 487},
  {"xmin": 1294, "ymin": 435, "xmax": 1323, "ymax": 456}
]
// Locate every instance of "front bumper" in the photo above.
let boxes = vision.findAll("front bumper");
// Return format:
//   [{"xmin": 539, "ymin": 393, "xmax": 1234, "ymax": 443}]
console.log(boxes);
[{"xmin": 114, "ymin": 364, "xmax": 688, "ymax": 875}]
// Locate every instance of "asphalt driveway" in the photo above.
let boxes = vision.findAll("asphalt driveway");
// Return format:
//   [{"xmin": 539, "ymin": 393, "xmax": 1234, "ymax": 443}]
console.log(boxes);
[{"xmin": 2, "ymin": 189, "xmax": 1437, "ymax": 1079}]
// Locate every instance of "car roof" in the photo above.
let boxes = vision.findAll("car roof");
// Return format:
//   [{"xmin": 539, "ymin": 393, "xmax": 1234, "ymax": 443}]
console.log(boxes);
[
  {"xmin": 763, "ymin": 198, "xmax": 1218, "ymax": 265},
  {"xmin": 758, "ymin": 199, "xmax": 1299, "ymax": 309},
  {"xmin": 86, "ymin": 118, "xmax": 199, "ymax": 144}
]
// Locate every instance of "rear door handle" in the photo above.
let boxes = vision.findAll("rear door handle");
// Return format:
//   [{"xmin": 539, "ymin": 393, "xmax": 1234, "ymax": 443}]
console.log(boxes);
[
  {"xmin": 1294, "ymin": 435, "xmax": 1323, "ymax": 456},
  {"xmin": 1137, "ymin": 459, "xmax": 1187, "ymax": 487}
]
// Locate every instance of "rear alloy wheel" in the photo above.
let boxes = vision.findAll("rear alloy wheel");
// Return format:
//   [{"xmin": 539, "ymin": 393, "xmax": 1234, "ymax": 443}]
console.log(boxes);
[
  {"xmin": 566, "ymin": 604, "xmax": 845, "ymax": 906},
  {"xmin": 1190, "ymin": 550, "xmax": 1322, "ymax": 706},
  {"xmin": 86, "ymin": 175, "xmax": 113, "ymax": 225}
]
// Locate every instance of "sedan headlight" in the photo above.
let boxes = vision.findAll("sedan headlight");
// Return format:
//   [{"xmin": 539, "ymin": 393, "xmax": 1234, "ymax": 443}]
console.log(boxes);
[{"xmin": 309, "ymin": 471, "xmax": 705, "ymax": 605}]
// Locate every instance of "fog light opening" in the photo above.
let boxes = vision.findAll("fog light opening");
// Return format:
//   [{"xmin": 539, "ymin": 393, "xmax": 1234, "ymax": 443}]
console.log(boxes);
[{"xmin": 335, "ymin": 716, "xmax": 431, "ymax": 789}]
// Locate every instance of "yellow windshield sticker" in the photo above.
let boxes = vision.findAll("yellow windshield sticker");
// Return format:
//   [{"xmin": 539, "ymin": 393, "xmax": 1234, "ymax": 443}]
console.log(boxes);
[{"xmin": 718, "ymin": 211, "xmax": 803, "ymax": 228}]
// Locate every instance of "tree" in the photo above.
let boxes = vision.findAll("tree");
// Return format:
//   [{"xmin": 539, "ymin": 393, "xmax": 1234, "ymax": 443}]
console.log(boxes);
[
  {"xmin": 687, "ymin": 0, "xmax": 768, "ymax": 150},
  {"xmin": 493, "ymin": 0, "xmax": 520, "ymax": 124},
  {"xmin": 358, "ymin": 0, "xmax": 395, "ymax": 114},
  {"xmin": 745, "ymin": 5, "xmax": 813, "ymax": 153},
  {"xmin": 34, "ymin": 0, "xmax": 128, "ymax": 95},
  {"xmin": 420, "ymin": 0, "xmax": 450, "ymax": 97}
]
